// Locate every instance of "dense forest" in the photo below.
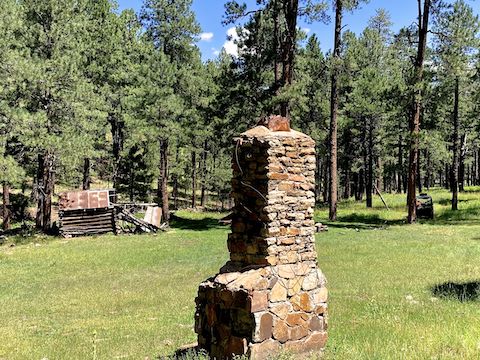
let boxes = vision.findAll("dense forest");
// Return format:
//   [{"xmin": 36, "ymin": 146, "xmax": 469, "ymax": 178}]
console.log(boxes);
[{"xmin": 0, "ymin": 0, "xmax": 479, "ymax": 232}]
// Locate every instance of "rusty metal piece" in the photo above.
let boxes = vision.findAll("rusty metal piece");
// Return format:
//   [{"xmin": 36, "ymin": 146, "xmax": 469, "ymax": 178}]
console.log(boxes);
[
  {"xmin": 144, "ymin": 206, "xmax": 162, "ymax": 228},
  {"xmin": 257, "ymin": 115, "xmax": 291, "ymax": 132},
  {"xmin": 59, "ymin": 190, "xmax": 112, "ymax": 211}
]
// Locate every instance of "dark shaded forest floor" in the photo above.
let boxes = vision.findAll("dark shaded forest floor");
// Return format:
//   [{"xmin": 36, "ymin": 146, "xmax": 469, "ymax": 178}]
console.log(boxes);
[{"xmin": 1, "ymin": 188, "xmax": 480, "ymax": 359}]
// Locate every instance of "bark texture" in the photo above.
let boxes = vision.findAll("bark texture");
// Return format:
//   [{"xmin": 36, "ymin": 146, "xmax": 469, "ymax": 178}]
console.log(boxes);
[
  {"xmin": 329, "ymin": 0, "xmax": 343, "ymax": 221},
  {"xmin": 407, "ymin": 0, "xmax": 431, "ymax": 224}
]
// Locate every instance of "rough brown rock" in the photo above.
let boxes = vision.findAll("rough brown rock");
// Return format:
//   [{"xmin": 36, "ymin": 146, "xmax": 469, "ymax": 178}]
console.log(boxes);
[
  {"xmin": 270, "ymin": 281, "xmax": 287, "ymax": 302},
  {"xmin": 291, "ymin": 293, "xmax": 314, "ymax": 312},
  {"xmin": 250, "ymin": 291, "xmax": 269, "ymax": 313},
  {"xmin": 254, "ymin": 312, "xmax": 273, "ymax": 342},
  {"xmin": 273, "ymin": 320, "xmax": 290, "ymax": 343},
  {"xmin": 248, "ymin": 339, "xmax": 281, "ymax": 360}
]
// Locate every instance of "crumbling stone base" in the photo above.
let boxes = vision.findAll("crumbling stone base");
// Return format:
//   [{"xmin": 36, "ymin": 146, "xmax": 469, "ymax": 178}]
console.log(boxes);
[{"xmin": 196, "ymin": 266, "xmax": 328, "ymax": 359}]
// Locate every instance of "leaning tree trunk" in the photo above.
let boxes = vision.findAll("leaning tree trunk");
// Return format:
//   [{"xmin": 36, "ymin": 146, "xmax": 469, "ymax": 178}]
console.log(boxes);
[
  {"xmin": 82, "ymin": 158, "xmax": 91, "ymax": 190},
  {"xmin": 2, "ymin": 182, "xmax": 11, "ymax": 231},
  {"xmin": 329, "ymin": 0, "xmax": 343, "ymax": 221},
  {"xmin": 158, "ymin": 138, "xmax": 170, "ymax": 223},
  {"xmin": 407, "ymin": 0, "xmax": 431, "ymax": 224},
  {"xmin": 452, "ymin": 77, "xmax": 460, "ymax": 211}
]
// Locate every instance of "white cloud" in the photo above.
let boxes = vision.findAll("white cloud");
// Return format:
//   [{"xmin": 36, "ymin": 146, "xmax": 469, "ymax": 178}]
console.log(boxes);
[
  {"xmin": 223, "ymin": 27, "xmax": 240, "ymax": 57},
  {"xmin": 212, "ymin": 48, "xmax": 220, "ymax": 56},
  {"xmin": 303, "ymin": 27, "xmax": 311, "ymax": 34},
  {"xmin": 200, "ymin": 32, "xmax": 214, "ymax": 42}
]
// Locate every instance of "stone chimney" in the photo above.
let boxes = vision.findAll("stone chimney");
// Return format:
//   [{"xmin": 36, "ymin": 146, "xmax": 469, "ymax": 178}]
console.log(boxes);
[{"xmin": 195, "ymin": 116, "xmax": 328, "ymax": 359}]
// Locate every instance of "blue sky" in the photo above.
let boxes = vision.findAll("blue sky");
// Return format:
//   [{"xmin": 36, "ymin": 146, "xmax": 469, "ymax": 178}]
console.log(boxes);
[{"xmin": 117, "ymin": 0, "xmax": 480, "ymax": 61}]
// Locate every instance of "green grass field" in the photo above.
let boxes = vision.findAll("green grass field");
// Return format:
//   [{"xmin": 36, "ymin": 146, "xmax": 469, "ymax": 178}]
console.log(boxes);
[{"xmin": 1, "ymin": 188, "xmax": 480, "ymax": 359}]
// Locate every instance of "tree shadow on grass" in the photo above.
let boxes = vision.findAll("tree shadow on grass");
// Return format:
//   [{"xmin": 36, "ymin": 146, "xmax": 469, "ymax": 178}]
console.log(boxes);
[
  {"xmin": 433, "ymin": 206, "xmax": 480, "ymax": 225},
  {"xmin": 431, "ymin": 281, "xmax": 480, "ymax": 302},
  {"xmin": 170, "ymin": 214, "xmax": 227, "ymax": 231},
  {"xmin": 324, "ymin": 213, "xmax": 405, "ymax": 230},
  {"xmin": 460, "ymin": 188, "xmax": 480, "ymax": 194},
  {"xmin": 436, "ymin": 198, "xmax": 469, "ymax": 206}
]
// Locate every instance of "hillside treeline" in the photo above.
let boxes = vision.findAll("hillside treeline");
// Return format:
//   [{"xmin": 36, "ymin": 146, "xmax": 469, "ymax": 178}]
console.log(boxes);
[{"xmin": 0, "ymin": 0, "xmax": 479, "ymax": 231}]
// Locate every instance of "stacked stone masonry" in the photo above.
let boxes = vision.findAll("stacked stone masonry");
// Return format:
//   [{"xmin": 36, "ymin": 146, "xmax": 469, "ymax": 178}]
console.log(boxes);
[{"xmin": 195, "ymin": 120, "xmax": 328, "ymax": 359}]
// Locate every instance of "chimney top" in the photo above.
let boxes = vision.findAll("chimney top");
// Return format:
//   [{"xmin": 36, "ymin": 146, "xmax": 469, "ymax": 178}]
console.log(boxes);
[{"xmin": 257, "ymin": 115, "xmax": 290, "ymax": 132}]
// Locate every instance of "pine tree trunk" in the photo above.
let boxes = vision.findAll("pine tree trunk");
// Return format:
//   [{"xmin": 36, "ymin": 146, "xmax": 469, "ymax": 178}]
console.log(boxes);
[
  {"xmin": 474, "ymin": 149, "xmax": 480, "ymax": 186},
  {"xmin": 362, "ymin": 119, "xmax": 368, "ymax": 203},
  {"xmin": 445, "ymin": 163, "xmax": 450, "ymax": 190},
  {"xmin": 129, "ymin": 167, "xmax": 134, "ymax": 201},
  {"xmin": 35, "ymin": 154, "xmax": 45, "ymax": 229},
  {"xmin": 273, "ymin": 0, "xmax": 280, "ymax": 95},
  {"xmin": 344, "ymin": 167, "xmax": 351, "ymax": 199},
  {"xmin": 172, "ymin": 145, "xmax": 180, "ymax": 209},
  {"xmin": 110, "ymin": 112, "xmax": 124, "ymax": 190},
  {"xmin": 42, "ymin": 153, "xmax": 54, "ymax": 232},
  {"xmin": 473, "ymin": 149, "xmax": 477, "ymax": 186},
  {"xmin": 459, "ymin": 133, "xmax": 467, "ymax": 192},
  {"xmin": 459, "ymin": 156, "xmax": 465, "ymax": 192},
  {"xmin": 425, "ymin": 149, "xmax": 431, "ymax": 190},
  {"xmin": 328, "ymin": 0, "xmax": 343, "ymax": 221},
  {"xmin": 397, "ymin": 133, "xmax": 403, "ymax": 193},
  {"xmin": 366, "ymin": 120, "xmax": 373, "ymax": 208},
  {"xmin": 343, "ymin": 128, "xmax": 352, "ymax": 199},
  {"xmin": 467, "ymin": 164, "xmax": 471, "ymax": 187},
  {"xmin": 358, "ymin": 169, "xmax": 365, "ymax": 201},
  {"xmin": 352, "ymin": 172, "xmax": 358, "ymax": 201},
  {"xmin": 2, "ymin": 183, "xmax": 11, "ymax": 231},
  {"xmin": 452, "ymin": 77, "xmax": 460, "ymax": 210},
  {"xmin": 407, "ymin": 0, "xmax": 431, "ymax": 223},
  {"xmin": 82, "ymin": 158, "xmax": 91, "ymax": 190},
  {"xmin": 200, "ymin": 140, "xmax": 208, "ymax": 207},
  {"xmin": 376, "ymin": 156, "xmax": 383, "ymax": 192},
  {"xmin": 280, "ymin": 0, "xmax": 299, "ymax": 117},
  {"xmin": 417, "ymin": 148, "xmax": 422, "ymax": 193},
  {"xmin": 191, "ymin": 150, "xmax": 197, "ymax": 208},
  {"xmin": 158, "ymin": 138, "xmax": 170, "ymax": 223},
  {"xmin": 315, "ymin": 151, "xmax": 322, "ymax": 203},
  {"xmin": 322, "ymin": 157, "xmax": 329, "ymax": 204}
]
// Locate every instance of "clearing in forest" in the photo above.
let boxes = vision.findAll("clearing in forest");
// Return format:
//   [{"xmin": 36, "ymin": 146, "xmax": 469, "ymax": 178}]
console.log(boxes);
[{"xmin": 0, "ymin": 189, "xmax": 480, "ymax": 359}]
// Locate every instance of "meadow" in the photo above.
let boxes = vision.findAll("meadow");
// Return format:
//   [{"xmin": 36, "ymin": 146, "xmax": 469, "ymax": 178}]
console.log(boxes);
[{"xmin": 1, "ymin": 188, "xmax": 480, "ymax": 359}]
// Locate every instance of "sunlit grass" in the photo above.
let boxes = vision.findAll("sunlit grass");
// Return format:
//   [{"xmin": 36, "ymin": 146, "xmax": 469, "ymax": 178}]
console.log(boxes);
[{"xmin": 1, "ymin": 189, "xmax": 480, "ymax": 359}]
